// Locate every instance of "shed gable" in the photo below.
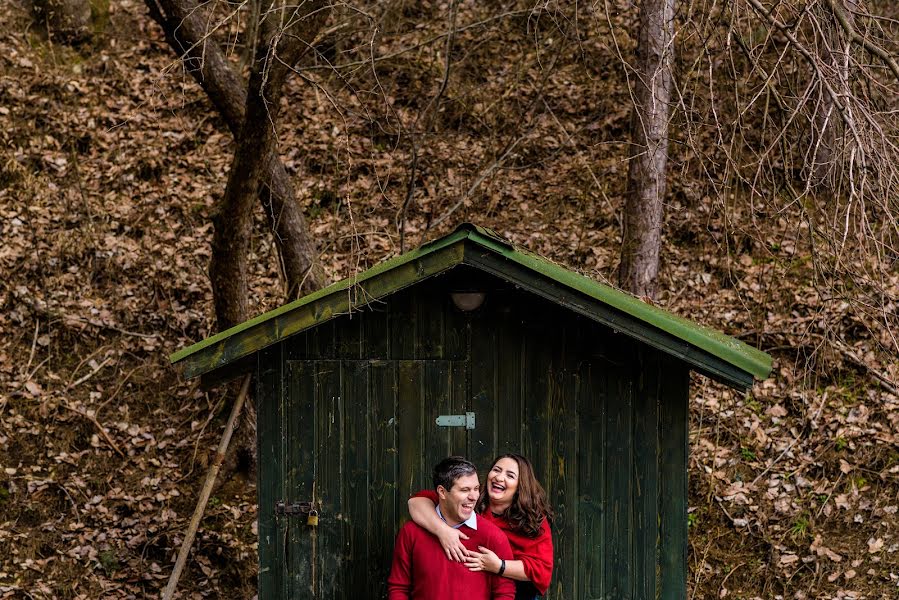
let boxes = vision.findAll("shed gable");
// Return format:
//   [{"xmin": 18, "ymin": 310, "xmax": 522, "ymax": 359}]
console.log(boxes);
[{"xmin": 171, "ymin": 223, "xmax": 771, "ymax": 389}]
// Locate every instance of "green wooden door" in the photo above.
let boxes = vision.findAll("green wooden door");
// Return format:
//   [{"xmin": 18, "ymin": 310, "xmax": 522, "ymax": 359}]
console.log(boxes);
[{"xmin": 282, "ymin": 358, "xmax": 470, "ymax": 599}]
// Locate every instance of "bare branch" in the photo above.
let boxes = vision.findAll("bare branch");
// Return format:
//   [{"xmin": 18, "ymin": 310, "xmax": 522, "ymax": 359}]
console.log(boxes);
[{"xmin": 826, "ymin": 0, "xmax": 899, "ymax": 83}]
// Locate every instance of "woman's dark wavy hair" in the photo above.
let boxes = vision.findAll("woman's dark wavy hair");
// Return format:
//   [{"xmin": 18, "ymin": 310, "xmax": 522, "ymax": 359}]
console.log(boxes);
[{"xmin": 477, "ymin": 453, "xmax": 553, "ymax": 538}]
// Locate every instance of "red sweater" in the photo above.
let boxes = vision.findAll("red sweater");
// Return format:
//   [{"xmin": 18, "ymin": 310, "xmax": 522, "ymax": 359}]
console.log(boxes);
[
  {"xmin": 413, "ymin": 490, "xmax": 554, "ymax": 595},
  {"xmin": 387, "ymin": 516, "xmax": 516, "ymax": 600}
]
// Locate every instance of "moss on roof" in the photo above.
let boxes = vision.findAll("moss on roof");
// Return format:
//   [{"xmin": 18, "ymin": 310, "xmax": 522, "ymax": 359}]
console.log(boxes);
[{"xmin": 171, "ymin": 223, "xmax": 771, "ymax": 387}]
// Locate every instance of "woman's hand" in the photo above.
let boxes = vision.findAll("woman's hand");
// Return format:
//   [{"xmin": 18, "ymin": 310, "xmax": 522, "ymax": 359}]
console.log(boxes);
[
  {"xmin": 436, "ymin": 525, "xmax": 469, "ymax": 562},
  {"xmin": 463, "ymin": 546, "xmax": 502, "ymax": 574}
]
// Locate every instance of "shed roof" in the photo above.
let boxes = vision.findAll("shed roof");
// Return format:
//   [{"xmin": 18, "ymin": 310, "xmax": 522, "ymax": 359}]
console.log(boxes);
[{"xmin": 171, "ymin": 223, "xmax": 772, "ymax": 389}]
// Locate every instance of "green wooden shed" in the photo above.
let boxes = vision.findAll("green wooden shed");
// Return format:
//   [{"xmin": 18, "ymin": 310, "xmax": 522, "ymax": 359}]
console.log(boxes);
[{"xmin": 171, "ymin": 223, "xmax": 771, "ymax": 599}]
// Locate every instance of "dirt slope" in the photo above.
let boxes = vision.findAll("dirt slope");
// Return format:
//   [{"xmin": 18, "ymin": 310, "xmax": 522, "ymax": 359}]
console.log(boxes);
[{"xmin": 0, "ymin": 0, "xmax": 896, "ymax": 598}]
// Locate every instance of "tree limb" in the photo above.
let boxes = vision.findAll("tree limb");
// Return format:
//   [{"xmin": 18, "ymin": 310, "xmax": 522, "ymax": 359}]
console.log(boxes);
[
  {"xmin": 162, "ymin": 374, "xmax": 251, "ymax": 600},
  {"xmin": 745, "ymin": 0, "xmax": 848, "ymax": 118},
  {"xmin": 825, "ymin": 0, "xmax": 899, "ymax": 84},
  {"xmin": 397, "ymin": 0, "xmax": 459, "ymax": 252},
  {"xmin": 209, "ymin": 0, "xmax": 329, "ymax": 329},
  {"xmin": 145, "ymin": 0, "xmax": 326, "ymax": 301}
]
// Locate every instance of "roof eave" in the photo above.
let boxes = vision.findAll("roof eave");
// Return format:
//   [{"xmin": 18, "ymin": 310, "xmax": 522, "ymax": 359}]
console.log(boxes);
[
  {"xmin": 171, "ymin": 225, "xmax": 772, "ymax": 391},
  {"xmin": 173, "ymin": 239, "xmax": 467, "ymax": 381},
  {"xmin": 461, "ymin": 242, "xmax": 765, "ymax": 391}
]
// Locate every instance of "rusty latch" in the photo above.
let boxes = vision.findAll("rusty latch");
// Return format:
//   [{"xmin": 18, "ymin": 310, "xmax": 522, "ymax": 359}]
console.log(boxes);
[{"xmin": 275, "ymin": 500, "xmax": 313, "ymax": 517}]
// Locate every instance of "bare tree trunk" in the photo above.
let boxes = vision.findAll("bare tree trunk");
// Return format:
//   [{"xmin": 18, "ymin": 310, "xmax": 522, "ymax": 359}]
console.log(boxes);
[
  {"xmin": 145, "ymin": 0, "xmax": 327, "ymax": 481},
  {"xmin": 618, "ymin": 0, "xmax": 675, "ymax": 299},
  {"xmin": 33, "ymin": 0, "xmax": 91, "ymax": 43},
  {"xmin": 209, "ymin": 0, "xmax": 328, "ymax": 330},
  {"xmin": 145, "ymin": 0, "xmax": 327, "ymax": 306},
  {"xmin": 812, "ymin": 0, "xmax": 858, "ymax": 193}
]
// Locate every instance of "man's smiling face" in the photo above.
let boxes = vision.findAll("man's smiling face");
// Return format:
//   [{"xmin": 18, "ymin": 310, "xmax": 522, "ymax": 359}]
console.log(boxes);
[{"xmin": 437, "ymin": 472, "xmax": 480, "ymax": 526}]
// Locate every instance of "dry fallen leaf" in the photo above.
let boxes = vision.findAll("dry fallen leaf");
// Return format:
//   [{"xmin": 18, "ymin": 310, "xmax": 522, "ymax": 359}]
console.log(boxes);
[
  {"xmin": 811, "ymin": 535, "xmax": 843, "ymax": 562},
  {"xmin": 868, "ymin": 537, "xmax": 884, "ymax": 553},
  {"xmin": 780, "ymin": 553, "xmax": 799, "ymax": 566}
]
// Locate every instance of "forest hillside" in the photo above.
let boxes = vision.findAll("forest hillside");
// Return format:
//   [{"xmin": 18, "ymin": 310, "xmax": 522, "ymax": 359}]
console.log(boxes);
[{"xmin": 1, "ymin": 0, "xmax": 897, "ymax": 598}]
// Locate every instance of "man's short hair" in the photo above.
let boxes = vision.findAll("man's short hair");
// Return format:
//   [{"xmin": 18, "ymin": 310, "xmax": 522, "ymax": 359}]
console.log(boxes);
[{"xmin": 432, "ymin": 456, "xmax": 478, "ymax": 492}]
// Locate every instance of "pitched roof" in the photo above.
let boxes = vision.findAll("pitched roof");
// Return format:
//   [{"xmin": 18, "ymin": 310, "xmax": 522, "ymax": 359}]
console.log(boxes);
[{"xmin": 171, "ymin": 223, "xmax": 772, "ymax": 389}]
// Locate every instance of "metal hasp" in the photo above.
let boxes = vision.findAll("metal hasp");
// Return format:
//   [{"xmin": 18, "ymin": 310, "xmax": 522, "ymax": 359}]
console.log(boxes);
[
  {"xmin": 274, "ymin": 501, "xmax": 313, "ymax": 517},
  {"xmin": 435, "ymin": 412, "xmax": 476, "ymax": 429}
]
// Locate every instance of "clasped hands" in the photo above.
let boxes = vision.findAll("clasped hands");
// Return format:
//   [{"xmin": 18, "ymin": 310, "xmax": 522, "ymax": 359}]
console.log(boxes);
[{"xmin": 436, "ymin": 527, "xmax": 502, "ymax": 574}]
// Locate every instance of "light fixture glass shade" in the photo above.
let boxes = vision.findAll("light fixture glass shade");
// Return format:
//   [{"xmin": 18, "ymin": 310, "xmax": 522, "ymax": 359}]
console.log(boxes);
[{"xmin": 450, "ymin": 291, "xmax": 486, "ymax": 311}]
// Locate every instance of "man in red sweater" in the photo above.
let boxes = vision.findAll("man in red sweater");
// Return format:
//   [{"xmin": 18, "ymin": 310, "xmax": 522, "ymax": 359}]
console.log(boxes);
[{"xmin": 387, "ymin": 457, "xmax": 516, "ymax": 600}]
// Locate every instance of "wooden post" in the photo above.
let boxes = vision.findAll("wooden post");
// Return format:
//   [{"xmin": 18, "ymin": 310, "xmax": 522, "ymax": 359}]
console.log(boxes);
[{"xmin": 162, "ymin": 374, "xmax": 251, "ymax": 600}]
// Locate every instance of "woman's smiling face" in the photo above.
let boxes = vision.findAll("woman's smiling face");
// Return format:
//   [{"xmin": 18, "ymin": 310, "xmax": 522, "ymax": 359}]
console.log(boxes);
[{"xmin": 487, "ymin": 457, "xmax": 520, "ymax": 506}]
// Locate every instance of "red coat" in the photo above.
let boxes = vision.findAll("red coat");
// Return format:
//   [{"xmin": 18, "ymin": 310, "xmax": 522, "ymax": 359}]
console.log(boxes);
[{"xmin": 413, "ymin": 490, "xmax": 554, "ymax": 595}]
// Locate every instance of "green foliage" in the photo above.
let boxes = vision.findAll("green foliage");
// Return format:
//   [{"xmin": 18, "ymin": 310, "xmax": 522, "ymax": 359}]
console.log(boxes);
[
  {"xmin": 835, "ymin": 436, "xmax": 848, "ymax": 451},
  {"xmin": 740, "ymin": 447, "xmax": 757, "ymax": 462},
  {"xmin": 90, "ymin": 0, "xmax": 110, "ymax": 35},
  {"xmin": 887, "ymin": 451, "xmax": 899, "ymax": 468},
  {"xmin": 835, "ymin": 371, "xmax": 861, "ymax": 405},
  {"xmin": 307, "ymin": 189, "xmax": 339, "ymax": 219},
  {"xmin": 688, "ymin": 512, "xmax": 699, "ymax": 529},
  {"xmin": 98, "ymin": 549, "xmax": 119, "ymax": 574},
  {"xmin": 790, "ymin": 515, "xmax": 810, "ymax": 539}
]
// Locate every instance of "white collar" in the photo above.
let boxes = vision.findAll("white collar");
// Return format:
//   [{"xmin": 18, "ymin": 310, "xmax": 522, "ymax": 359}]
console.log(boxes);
[{"xmin": 436, "ymin": 504, "xmax": 478, "ymax": 530}]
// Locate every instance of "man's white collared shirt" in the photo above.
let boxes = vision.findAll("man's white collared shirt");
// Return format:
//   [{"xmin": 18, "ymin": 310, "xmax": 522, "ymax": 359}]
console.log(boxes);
[{"xmin": 436, "ymin": 505, "xmax": 478, "ymax": 530}]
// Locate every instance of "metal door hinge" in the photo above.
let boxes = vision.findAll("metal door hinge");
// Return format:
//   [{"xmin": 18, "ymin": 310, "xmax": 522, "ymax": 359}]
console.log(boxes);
[
  {"xmin": 435, "ymin": 412, "xmax": 475, "ymax": 429},
  {"xmin": 275, "ymin": 500, "xmax": 313, "ymax": 517}
]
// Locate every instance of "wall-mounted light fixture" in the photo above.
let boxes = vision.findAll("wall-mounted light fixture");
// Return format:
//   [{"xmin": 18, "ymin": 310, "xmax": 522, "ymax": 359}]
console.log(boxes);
[{"xmin": 450, "ymin": 291, "xmax": 486, "ymax": 312}]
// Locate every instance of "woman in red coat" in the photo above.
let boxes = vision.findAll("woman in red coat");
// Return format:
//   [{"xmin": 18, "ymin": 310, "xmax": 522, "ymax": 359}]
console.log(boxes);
[{"xmin": 408, "ymin": 454, "xmax": 554, "ymax": 599}]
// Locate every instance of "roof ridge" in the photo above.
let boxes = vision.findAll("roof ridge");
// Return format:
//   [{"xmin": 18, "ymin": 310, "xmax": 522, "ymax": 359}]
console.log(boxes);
[{"xmin": 171, "ymin": 222, "xmax": 772, "ymax": 389}]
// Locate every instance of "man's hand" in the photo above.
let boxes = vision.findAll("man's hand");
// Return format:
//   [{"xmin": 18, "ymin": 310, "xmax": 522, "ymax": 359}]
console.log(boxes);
[
  {"xmin": 463, "ymin": 545, "xmax": 502, "ymax": 574},
  {"xmin": 436, "ymin": 524, "xmax": 469, "ymax": 562}
]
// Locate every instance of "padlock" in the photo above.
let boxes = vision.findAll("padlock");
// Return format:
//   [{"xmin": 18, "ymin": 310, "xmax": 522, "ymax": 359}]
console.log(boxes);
[{"xmin": 306, "ymin": 509, "xmax": 319, "ymax": 527}]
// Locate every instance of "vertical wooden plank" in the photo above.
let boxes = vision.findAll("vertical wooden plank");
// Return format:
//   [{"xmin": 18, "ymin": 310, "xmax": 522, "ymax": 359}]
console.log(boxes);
[
  {"xmin": 576, "ymin": 360, "xmax": 604, "ymax": 599},
  {"xmin": 396, "ymin": 361, "xmax": 424, "ymax": 497},
  {"xmin": 450, "ymin": 360, "xmax": 468, "ymax": 456},
  {"xmin": 309, "ymin": 321, "xmax": 336, "ymax": 360},
  {"xmin": 421, "ymin": 361, "xmax": 451, "ymax": 480},
  {"xmin": 257, "ymin": 345, "xmax": 283, "ymax": 600},
  {"xmin": 336, "ymin": 313, "xmax": 363, "ymax": 359},
  {"xmin": 469, "ymin": 306, "xmax": 496, "ymax": 473},
  {"xmin": 521, "ymin": 322, "xmax": 553, "ymax": 485},
  {"xmin": 547, "ymin": 360, "xmax": 578, "ymax": 599},
  {"xmin": 361, "ymin": 304, "xmax": 389, "ymax": 360},
  {"xmin": 658, "ymin": 357, "xmax": 689, "ymax": 600},
  {"xmin": 343, "ymin": 361, "xmax": 369, "ymax": 595},
  {"xmin": 283, "ymin": 329, "xmax": 310, "ymax": 361},
  {"xmin": 519, "ymin": 312, "xmax": 554, "ymax": 595},
  {"xmin": 413, "ymin": 286, "xmax": 444, "ymax": 359},
  {"xmin": 314, "ymin": 361, "xmax": 343, "ymax": 597},
  {"xmin": 519, "ymin": 334, "xmax": 534, "ymax": 467},
  {"xmin": 388, "ymin": 290, "xmax": 415, "ymax": 360},
  {"xmin": 286, "ymin": 361, "xmax": 316, "ymax": 598},
  {"xmin": 368, "ymin": 361, "xmax": 397, "ymax": 597},
  {"xmin": 604, "ymin": 343, "xmax": 634, "ymax": 600},
  {"xmin": 634, "ymin": 348, "xmax": 661, "ymax": 600},
  {"xmin": 443, "ymin": 296, "xmax": 469, "ymax": 360},
  {"xmin": 495, "ymin": 303, "xmax": 522, "ymax": 456}
]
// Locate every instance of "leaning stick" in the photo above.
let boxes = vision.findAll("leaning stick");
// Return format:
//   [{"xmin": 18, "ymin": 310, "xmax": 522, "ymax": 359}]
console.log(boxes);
[{"xmin": 162, "ymin": 374, "xmax": 251, "ymax": 600}]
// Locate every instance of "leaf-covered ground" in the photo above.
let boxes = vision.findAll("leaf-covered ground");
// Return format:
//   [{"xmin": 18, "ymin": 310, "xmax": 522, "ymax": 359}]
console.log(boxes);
[{"xmin": 0, "ymin": 0, "xmax": 897, "ymax": 598}]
